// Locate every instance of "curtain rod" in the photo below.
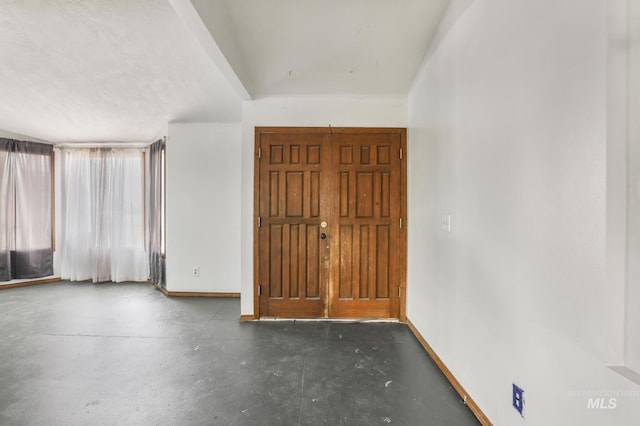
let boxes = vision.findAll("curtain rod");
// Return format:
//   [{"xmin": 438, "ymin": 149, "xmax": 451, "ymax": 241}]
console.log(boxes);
[{"xmin": 56, "ymin": 141, "xmax": 160, "ymax": 149}]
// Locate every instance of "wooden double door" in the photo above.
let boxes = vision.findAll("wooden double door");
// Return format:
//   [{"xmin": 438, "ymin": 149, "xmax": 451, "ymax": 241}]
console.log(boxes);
[{"xmin": 254, "ymin": 127, "xmax": 406, "ymax": 319}]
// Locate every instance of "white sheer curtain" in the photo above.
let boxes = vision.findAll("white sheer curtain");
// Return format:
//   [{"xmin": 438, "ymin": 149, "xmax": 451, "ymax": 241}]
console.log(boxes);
[
  {"xmin": 60, "ymin": 148, "xmax": 149, "ymax": 283},
  {"xmin": 14, "ymin": 142, "xmax": 54, "ymax": 278}
]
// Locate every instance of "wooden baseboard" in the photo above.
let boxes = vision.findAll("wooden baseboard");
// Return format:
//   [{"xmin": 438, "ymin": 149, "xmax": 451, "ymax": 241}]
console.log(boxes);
[
  {"xmin": 0, "ymin": 277, "xmax": 62, "ymax": 290},
  {"xmin": 405, "ymin": 318, "xmax": 492, "ymax": 426},
  {"xmin": 159, "ymin": 287, "xmax": 240, "ymax": 298},
  {"xmin": 239, "ymin": 314, "xmax": 257, "ymax": 321}
]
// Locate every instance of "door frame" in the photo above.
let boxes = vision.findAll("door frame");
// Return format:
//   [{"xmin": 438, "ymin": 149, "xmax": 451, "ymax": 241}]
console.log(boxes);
[{"xmin": 253, "ymin": 126, "xmax": 407, "ymax": 320}]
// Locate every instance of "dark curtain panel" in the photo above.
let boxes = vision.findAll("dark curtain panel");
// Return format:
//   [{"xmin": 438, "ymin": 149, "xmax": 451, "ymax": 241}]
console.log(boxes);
[
  {"xmin": 0, "ymin": 139, "xmax": 53, "ymax": 281},
  {"xmin": 0, "ymin": 140, "xmax": 13, "ymax": 281},
  {"xmin": 148, "ymin": 139, "xmax": 165, "ymax": 288}
]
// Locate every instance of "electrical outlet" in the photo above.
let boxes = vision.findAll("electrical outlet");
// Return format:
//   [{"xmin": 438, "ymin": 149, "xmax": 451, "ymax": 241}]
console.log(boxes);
[
  {"xmin": 512, "ymin": 383, "xmax": 524, "ymax": 417},
  {"xmin": 192, "ymin": 267, "xmax": 199, "ymax": 277}
]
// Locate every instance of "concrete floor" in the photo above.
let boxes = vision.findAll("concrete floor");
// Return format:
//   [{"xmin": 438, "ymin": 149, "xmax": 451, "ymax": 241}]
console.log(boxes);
[{"xmin": 0, "ymin": 282, "xmax": 480, "ymax": 426}]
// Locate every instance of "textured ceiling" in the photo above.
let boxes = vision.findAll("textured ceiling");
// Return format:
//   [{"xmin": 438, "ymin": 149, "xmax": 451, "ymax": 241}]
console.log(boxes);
[
  {"xmin": 0, "ymin": 0, "xmax": 451, "ymax": 142},
  {"xmin": 191, "ymin": 0, "xmax": 451, "ymax": 97},
  {"xmin": 0, "ymin": 0, "xmax": 241, "ymax": 143}
]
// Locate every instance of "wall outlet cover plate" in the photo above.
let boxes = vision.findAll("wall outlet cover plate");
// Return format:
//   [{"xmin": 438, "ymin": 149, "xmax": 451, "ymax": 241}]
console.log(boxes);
[{"xmin": 512, "ymin": 383, "xmax": 524, "ymax": 417}]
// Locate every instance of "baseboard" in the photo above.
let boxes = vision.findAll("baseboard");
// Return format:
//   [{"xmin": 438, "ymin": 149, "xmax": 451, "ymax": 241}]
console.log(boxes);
[
  {"xmin": 0, "ymin": 277, "xmax": 62, "ymax": 290},
  {"xmin": 405, "ymin": 318, "xmax": 492, "ymax": 426},
  {"xmin": 159, "ymin": 287, "xmax": 240, "ymax": 298},
  {"xmin": 239, "ymin": 314, "xmax": 257, "ymax": 321}
]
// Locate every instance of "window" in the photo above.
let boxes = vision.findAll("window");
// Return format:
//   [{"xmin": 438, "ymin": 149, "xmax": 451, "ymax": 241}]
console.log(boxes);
[
  {"xmin": 59, "ymin": 148, "xmax": 149, "ymax": 282},
  {"xmin": 0, "ymin": 139, "xmax": 54, "ymax": 281}
]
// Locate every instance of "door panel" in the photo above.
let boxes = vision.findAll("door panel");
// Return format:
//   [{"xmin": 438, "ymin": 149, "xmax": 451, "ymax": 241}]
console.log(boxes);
[
  {"xmin": 329, "ymin": 133, "xmax": 401, "ymax": 318},
  {"xmin": 256, "ymin": 128, "xmax": 405, "ymax": 319},
  {"xmin": 258, "ymin": 132, "xmax": 331, "ymax": 318}
]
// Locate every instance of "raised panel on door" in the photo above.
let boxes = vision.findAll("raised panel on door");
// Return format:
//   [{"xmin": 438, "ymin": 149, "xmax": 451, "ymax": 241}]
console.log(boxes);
[
  {"xmin": 257, "ymin": 131, "xmax": 331, "ymax": 318},
  {"xmin": 328, "ymin": 133, "xmax": 402, "ymax": 318}
]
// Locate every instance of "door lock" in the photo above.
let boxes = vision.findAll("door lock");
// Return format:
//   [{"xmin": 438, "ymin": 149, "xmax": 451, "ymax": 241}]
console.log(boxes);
[{"xmin": 320, "ymin": 233, "xmax": 327, "ymax": 239}]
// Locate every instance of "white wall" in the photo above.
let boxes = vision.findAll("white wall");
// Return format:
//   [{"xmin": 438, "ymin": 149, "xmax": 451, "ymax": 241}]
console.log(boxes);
[
  {"xmin": 606, "ymin": 0, "xmax": 629, "ymax": 369},
  {"xmin": 408, "ymin": 0, "xmax": 640, "ymax": 425},
  {"xmin": 166, "ymin": 122, "xmax": 241, "ymax": 293},
  {"xmin": 239, "ymin": 95, "xmax": 407, "ymax": 315},
  {"xmin": 626, "ymin": 0, "xmax": 640, "ymax": 373}
]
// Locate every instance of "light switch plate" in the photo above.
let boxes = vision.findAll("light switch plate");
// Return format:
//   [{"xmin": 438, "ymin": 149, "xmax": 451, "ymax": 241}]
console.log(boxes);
[{"xmin": 441, "ymin": 215, "xmax": 451, "ymax": 232}]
